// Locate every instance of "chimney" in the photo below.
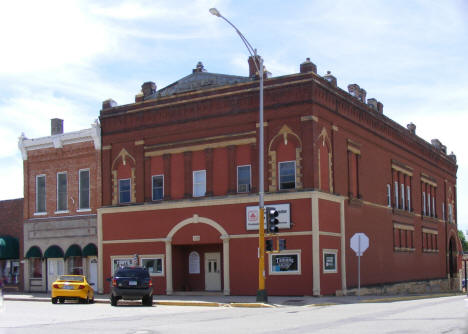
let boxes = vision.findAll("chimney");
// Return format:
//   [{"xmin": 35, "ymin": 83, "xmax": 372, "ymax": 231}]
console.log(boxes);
[
  {"xmin": 367, "ymin": 98, "xmax": 378, "ymax": 111},
  {"xmin": 193, "ymin": 61, "xmax": 206, "ymax": 73},
  {"xmin": 51, "ymin": 118, "xmax": 63, "ymax": 135},
  {"xmin": 141, "ymin": 81, "xmax": 156, "ymax": 99},
  {"xmin": 300, "ymin": 58, "xmax": 317, "ymax": 74},
  {"xmin": 407, "ymin": 122, "xmax": 416, "ymax": 134},
  {"xmin": 102, "ymin": 99, "xmax": 117, "ymax": 110},
  {"xmin": 323, "ymin": 71, "xmax": 337, "ymax": 87},
  {"xmin": 377, "ymin": 101, "xmax": 383, "ymax": 113},
  {"xmin": 248, "ymin": 55, "xmax": 262, "ymax": 78}
]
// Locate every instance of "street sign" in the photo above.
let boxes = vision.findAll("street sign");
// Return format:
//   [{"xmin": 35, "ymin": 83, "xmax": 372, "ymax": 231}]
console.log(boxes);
[
  {"xmin": 350, "ymin": 232, "xmax": 369, "ymax": 298},
  {"xmin": 350, "ymin": 233, "xmax": 369, "ymax": 256}
]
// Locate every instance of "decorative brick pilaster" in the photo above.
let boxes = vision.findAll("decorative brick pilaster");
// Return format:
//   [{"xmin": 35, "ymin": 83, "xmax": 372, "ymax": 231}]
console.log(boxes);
[{"xmin": 184, "ymin": 151, "xmax": 193, "ymax": 198}]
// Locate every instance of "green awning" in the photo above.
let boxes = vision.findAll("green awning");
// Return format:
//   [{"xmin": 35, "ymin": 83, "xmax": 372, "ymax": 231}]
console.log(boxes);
[
  {"xmin": 44, "ymin": 245, "xmax": 64, "ymax": 258},
  {"xmin": 64, "ymin": 244, "xmax": 82, "ymax": 258},
  {"xmin": 82, "ymin": 243, "xmax": 97, "ymax": 257},
  {"xmin": 0, "ymin": 235, "xmax": 19, "ymax": 259},
  {"xmin": 25, "ymin": 246, "xmax": 42, "ymax": 258}
]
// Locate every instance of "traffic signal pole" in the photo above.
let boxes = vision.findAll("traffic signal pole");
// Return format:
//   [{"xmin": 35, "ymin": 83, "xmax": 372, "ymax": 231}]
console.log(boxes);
[{"xmin": 257, "ymin": 207, "xmax": 267, "ymax": 302}]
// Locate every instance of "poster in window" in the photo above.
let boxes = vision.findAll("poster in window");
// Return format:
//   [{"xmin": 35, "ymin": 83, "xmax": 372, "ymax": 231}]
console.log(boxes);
[
  {"xmin": 271, "ymin": 254, "xmax": 298, "ymax": 273},
  {"xmin": 323, "ymin": 252, "xmax": 337, "ymax": 272}
]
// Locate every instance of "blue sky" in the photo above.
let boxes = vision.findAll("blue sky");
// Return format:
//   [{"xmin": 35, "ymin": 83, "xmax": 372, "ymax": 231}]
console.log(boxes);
[{"xmin": 1, "ymin": 0, "xmax": 467, "ymax": 230}]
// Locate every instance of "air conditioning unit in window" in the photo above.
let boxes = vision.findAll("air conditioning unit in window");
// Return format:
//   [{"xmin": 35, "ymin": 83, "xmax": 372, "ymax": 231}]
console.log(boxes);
[{"xmin": 238, "ymin": 184, "xmax": 250, "ymax": 193}]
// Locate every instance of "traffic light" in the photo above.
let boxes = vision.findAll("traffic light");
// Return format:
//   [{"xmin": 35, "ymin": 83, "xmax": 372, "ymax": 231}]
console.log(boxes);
[{"xmin": 266, "ymin": 207, "xmax": 279, "ymax": 234}]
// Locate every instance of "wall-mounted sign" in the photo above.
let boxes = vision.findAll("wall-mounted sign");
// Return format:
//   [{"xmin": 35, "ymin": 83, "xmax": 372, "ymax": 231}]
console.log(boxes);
[
  {"xmin": 270, "ymin": 253, "xmax": 299, "ymax": 273},
  {"xmin": 246, "ymin": 203, "xmax": 291, "ymax": 230}
]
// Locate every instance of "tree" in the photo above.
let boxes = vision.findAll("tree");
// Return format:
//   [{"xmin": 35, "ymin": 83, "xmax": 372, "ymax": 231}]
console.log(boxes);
[{"xmin": 458, "ymin": 230, "xmax": 468, "ymax": 252}]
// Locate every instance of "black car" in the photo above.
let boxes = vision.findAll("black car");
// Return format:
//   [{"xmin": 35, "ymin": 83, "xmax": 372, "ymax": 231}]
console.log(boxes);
[{"xmin": 110, "ymin": 266, "xmax": 153, "ymax": 306}]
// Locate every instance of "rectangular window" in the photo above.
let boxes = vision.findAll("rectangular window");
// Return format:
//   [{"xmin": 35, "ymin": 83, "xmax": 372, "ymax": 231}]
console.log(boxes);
[
  {"xmin": 57, "ymin": 172, "xmax": 68, "ymax": 211},
  {"xmin": 279, "ymin": 161, "xmax": 296, "ymax": 190},
  {"xmin": 269, "ymin": 251, "xmax": 301, "ymax": 275},
  {"xmin": 386, "ymin": 184, "xmax": 391, "ymax": 207},
  {"xmin": 119, "ymin": 179, "xmax": 131, "ymax": 204},
  {"xmin": 394, "ymin": 181, "xmax": 399, "ymax": 209},
  {"xmin": 140, "ymin": 255, "xmax": 164, "ymax": 276},
  {"xmin": 422, "ymin": 192, "xmax": 426, "ymax": 216},
  {"xmin": 449, "ymin": 204, "xmax": 453, "ymax": 222},
  {"xmin": 36, "ymin": 175, "xmax": 46, "ymax": 213},
  {"xmin": 152, "ymin": 175, "xmax": 164, "ymax": 201},
  {"xmin": 79, "ymin": 169, "xmax": 90, "ymax": 210},
  {"xmin": 432, "ymin": 196, "xmax": 436, "ymax": 218},
  {"xmin": 193, "ymin": 170, "xmax": 206, "ymax": 197},
  {"xmin": 442, "ymin": 203, "xmax": 445, "ymax": 221},
  {"xmin": 400, "ymin": 184, "xmax": 405, "ymax": 210},
  {"xmin": 237, "ymin": 165, "xmax": 251, "ymax": 193},
  {"xmin": 407, "ymin": 185, "xmax": 411, "ymax": 212},
  {"xmin": 30, "ymin": 258, "xmax": 43, "ymax": 278},
  {"xmin": 323, "ymin": 250, "xmax": 338, "ymax": 273},
  {"xmin": 427, "ymin": 193, "xmax": 431, "ymax": 217}
]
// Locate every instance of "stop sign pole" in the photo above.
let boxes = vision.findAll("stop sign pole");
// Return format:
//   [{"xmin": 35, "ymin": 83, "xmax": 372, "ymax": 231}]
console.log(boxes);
[{"xmin": 350, "ymin": 233, "xmax": 369, "ymax": 298}]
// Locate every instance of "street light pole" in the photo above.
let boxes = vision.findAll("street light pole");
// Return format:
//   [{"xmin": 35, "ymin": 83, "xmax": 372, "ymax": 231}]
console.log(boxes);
[{"xmin": 209, "ymin": 8, "xmax": 267, "ymax": 303}]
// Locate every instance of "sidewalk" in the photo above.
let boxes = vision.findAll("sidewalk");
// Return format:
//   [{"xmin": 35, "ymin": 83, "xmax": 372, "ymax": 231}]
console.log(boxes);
[{"xmin": 2, "ymin": 291, "xmax": 463, "ymax": 308}]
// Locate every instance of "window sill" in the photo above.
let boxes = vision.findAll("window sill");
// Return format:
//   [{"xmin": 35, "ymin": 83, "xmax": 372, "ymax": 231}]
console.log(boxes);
[
  {"xmin": 392, "ymin": 208, "xmax": 414, "ymax": 218},
  {"xmin": 77, "ymin": 208, "xmax": 92, "ymax": 213},
  {"xmin": 348, "ymin": 197, "xmax": 362, "ymax": 207},
  {"xmin": 394, "ymin": 247, "xmax": 415, "ymax": 252},
  {"xmin": 33, "ymin": 212, "xmax": 47, "ymax": 216},
  {"xmin": 54, "ymin": 210, "xmax": 69, "ymax": 214},
  {"xmin": 422, "ymin": 216, "xmax": 439, "ymax": 224},
  {"xmin": 423, "ymin": 249, "xmax": 439, "ymax": 253}
]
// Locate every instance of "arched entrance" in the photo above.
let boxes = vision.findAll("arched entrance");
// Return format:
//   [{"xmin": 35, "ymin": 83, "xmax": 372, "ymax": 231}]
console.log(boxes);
[
  {"xmin": 165, "ymin": 215, "xmax": 230, "ymax": 295},
  {"xmin": 449, "ymin": 237, "xmax": 458, "ymax": 277}
]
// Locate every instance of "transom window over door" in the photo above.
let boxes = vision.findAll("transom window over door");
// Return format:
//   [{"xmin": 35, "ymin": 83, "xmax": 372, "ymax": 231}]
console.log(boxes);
[
  {"xmin": 57, "ymin": 172, "xmax": 68, "ymax": 211},
  {"xmin": 279, "ymin": 161, "xmax": 296, "ymax": 190},
  {"xmin": 193, "ymin": 170, "xmax": 206, "ymax": 197},
  {"xmin": 119, "ymin": 178, "xmax": 131, "ymax": 203}
]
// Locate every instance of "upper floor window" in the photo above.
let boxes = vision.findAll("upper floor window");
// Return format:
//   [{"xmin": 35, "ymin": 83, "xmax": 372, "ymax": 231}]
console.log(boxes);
[
  {"xmin": 79, "ymin": 169, "xmax": 90, "ymax": 210},
  {"xmin": 57, "ymin": 172, "xmax": 68, "ymax": 211},
  {"xmin": 237, "ymin": 165, "xmax": 251, "ymax": 193},
  {"xmin": 421, "ymin": 176, "xmax": 437, "ymax": 218},
  {"xmin": 119, "ymin": 178, "xmax": 131, "ymax": 204},
  {"xmin": 193, "ymin": 170, "xmax": 206, "ymax": 197},
  {"xmin": 279, "ymin": 161, "xmax": 296, "ymax": 190},
  {"xmin": 152, "ymin": 175, "xmax": 164, "ymax": 201},
  {"xmin": 36, "ymin": 175, "xmax": 46, "ymax": 213},
  {"xmin": 391, "ymin": 163, "xmax": 412, "ymax": 212}
]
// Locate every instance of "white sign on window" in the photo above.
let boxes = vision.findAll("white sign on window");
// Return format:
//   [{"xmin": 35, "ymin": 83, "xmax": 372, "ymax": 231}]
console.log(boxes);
[{"xmin": 245, "ymin": 203, "xmax": 291, "ymax": 230}]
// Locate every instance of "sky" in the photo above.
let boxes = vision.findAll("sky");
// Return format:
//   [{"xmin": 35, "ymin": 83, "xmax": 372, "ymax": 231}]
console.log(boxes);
[{"xmin": 0, "ymin": 0, "xmax": 467, "ymax": 230}]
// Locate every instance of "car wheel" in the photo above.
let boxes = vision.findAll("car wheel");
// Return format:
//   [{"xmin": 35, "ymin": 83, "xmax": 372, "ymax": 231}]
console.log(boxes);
[
  {"xmin": 89, "ymin": 297, "xmax": 94, "ymax": 304},
  {"xmin": 110, "ymin": 295, "xmax": 118, "ymax": 306},
  {"xmin": 143, "ymin": 295, "xmax": 153, "ymax": 306},
  {"xmin": 59, "ymin": 298, "xmax": 65, "ymax": 304},
  {"xmin": 51, "ymin": 297, "xmax": 58, "ymax": 304}
]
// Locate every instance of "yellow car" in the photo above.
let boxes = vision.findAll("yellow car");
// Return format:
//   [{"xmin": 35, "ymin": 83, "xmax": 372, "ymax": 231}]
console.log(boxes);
[{"xmin": 51, "ymin": 275, "xmax": 94, "ymax": 304}]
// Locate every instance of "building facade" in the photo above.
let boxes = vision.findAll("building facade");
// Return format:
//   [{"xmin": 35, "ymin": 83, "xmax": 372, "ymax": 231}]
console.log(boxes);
[
  {"xmin": 0, "ymin": 198, "xmax": 23, "ymax": 290},
  {"xmin": 19, "ymin": 119, "xmax": 101, "ymax": 292},
  {"xmin": 97, "ymin": 59, "xmax": 459, "ymax": 296}
]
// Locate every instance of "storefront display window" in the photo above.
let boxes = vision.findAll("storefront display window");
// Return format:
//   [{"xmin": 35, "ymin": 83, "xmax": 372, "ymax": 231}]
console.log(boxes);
[
  {"xmin": 111, "ymin": 257, "xmax": 133, "ymax": 275},
  {"xmin": 30, "ymin": 258, "xmax": 42, "ymax": 278},
  {"xmin": 323, "ymin": 250, "xmax": 338, "ymax": 273},
  {"xmin": 140, "ymin": 255, "xmax": 164, "ymax": 276},
  {"xmin": 67, "ymin": 256, "xmax": 83, "ymax": 275},
  {"xmin": 269, "ymin": 251, "xmax": 301, "ymax": 275}
]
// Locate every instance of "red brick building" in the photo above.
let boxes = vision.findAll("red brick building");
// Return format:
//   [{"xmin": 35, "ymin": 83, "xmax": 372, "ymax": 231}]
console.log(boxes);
[
  {"xmin": 19, "ymin": 119, "xmax": 101, "ymax": 292},
  {"xmin": 0, "ymin": 198, "xmax": 23, "ymax": 290},
  {"xmin": 97, "ymin": 58, "xmax": 459, "ymax": 296}
]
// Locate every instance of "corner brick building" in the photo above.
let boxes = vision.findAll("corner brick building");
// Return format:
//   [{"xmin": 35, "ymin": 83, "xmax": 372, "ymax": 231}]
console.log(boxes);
[
  {"xmin": 0, "ymin": 198, "xmax": 23, "ymax": 290},
  {"xmin": 18, "ymin": 119, "xmax": 101, "ymax": 292},
  {"xmin": 97, "ymin": 58, "xmax": 459, "ymax": 296}
]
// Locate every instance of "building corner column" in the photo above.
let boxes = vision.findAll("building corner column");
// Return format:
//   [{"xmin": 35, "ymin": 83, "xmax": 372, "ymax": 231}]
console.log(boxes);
[
  {"xmin": 312, "ymin": 193, "xmax": 320, "ymax": 296},
  {"xmin": 165, "ymin": 240, "xmax": 173, "ymax": 295},
  {"xmin": 222, "ymin": 236, "xmax": 230, "ymax": 295}
]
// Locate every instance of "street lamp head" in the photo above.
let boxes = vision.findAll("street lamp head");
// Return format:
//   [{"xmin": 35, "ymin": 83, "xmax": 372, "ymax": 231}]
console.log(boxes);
[{"xmin": 209, "ymin": 8, "xmax": 221, "ymax": 17}]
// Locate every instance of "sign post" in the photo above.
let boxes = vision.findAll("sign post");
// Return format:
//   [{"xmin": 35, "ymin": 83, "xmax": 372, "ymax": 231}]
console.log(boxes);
[{"xmin": 350, "ymin": 233, "xmax": 369, "ymax": 297}]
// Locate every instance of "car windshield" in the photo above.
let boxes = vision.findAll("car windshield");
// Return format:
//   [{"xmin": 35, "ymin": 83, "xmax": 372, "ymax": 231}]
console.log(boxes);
[
  {"xmin": 115, "ymin": 268, "xmax": 149, "ymax": 278},
  {"xmin": 58, "ymin": 275, "xmax": 84, "ymax": 282}
]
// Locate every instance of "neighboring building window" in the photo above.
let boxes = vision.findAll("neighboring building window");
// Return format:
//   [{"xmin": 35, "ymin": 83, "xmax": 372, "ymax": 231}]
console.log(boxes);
[
  {"xmin": 407, "ymin": 185, "xmax": 411, "ymax": 212},
  {"xmin": 400, "ymin": 184, "xmax": 405, "ymax": 210},
  {"xmin": 442, "ymin": 203, "xmax": 445, "ymax": 221},
  {"xmin": 422, "ymin": 229, "xmax": 438, "ymax": 252},
  {"xmin": 193, "ymin": 170, "xmax": 206, "ymax": 197},
  {"xmin": 67, "ymin": 257, "xmax": 83, "ymax": 275},
  {"xmin": 279, "ymin": 161, "xmax": 296, "ymax": 190},
  {"xmin": 269, "ymin": 251, "xmax": 301, "ymax": 275},
  {"xmin": 152, "ymin": 175, "xmax": 164, "ymax": 201},
  {"xmin": 422, "ymin": 192, "xmax": 426, "ymax": 216},
  {"xmin": 394, "ymin": 181, "xmax": 399, "ymax": 209},
  {"xmin": 393, "ymin": 224, "xmax": 415, "ymax": 251},
  {"xmin": 386, "ymin": 184, "xmax": 391, "ymax": 207},
  {"xmin": 323, "ymin": 250, "xmax": 338, "ymax": 273},
  {"xmin": 36, "ymin": 175, "xmax": 46, "ymax": 213},
  {"xmin": 30, "ymin": 258, "xmax": 42, "ymax": 278},
  {"xmin": 237, "ymin": 165, "xmax": 251, "ymax": 193},
  {"xmin": 79, "ymin": 169, "xmax": 90, "ymax": 210},
  {"xmin": 119, "ymin": 179, "xmax": 131, "ymax": 204},
  {"xmin": 140, "ymin": 256, "xmax": 164, "ymax": 276},
  {"xmin": 57, "ymin": 172, "xmax": 68, "ymax": 211},
  {"xmin": 111, "ymin": 257, "xmax": 133, "ymax": 275}
]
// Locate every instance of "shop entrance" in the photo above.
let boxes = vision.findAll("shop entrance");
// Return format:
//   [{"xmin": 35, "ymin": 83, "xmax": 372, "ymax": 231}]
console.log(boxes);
[{"xmin": 205, "ymin": 252, "xmax": 221, "ymax": 291}]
